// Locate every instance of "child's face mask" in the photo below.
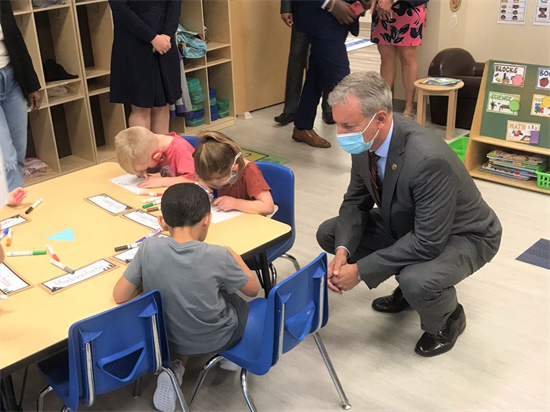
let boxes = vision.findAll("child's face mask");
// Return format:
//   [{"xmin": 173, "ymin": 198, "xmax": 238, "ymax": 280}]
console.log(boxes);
[{"xmin": 208, "ymin": 152, "xmax": 241, "ymax": 189}]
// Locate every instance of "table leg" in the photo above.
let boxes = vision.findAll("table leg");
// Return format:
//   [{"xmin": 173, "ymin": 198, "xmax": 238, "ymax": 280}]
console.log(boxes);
[
  {"xmin": 446, "ymin": 90, "xmax": 458, "ymax": 140},
  {"xmin": 258, "ymin": 252, "xmax": 271, "ymax": 297},
  {"xmin": 0, "ymin": 376, "xmax": 21, "ymax": 412},
  {"xmin": 416, "ymin": 90, "xmax": 426, "ymax": 126}
]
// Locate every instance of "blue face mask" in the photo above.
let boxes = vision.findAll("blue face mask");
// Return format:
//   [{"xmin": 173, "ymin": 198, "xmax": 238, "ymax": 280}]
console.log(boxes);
[{"xmin": 337, "ymin": 113, "xmax": 379, "ymax": 154}]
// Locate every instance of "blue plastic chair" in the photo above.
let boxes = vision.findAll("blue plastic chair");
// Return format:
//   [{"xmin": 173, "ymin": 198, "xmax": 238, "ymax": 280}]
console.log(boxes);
[
  {"xmin": 247, "ymin": 161, "xmax": 300, "ymax": 287},
  {"xmin": 182, "ymin": 135, "xmax": 199, "ymax": 148},
  {"xmin": 36, "ymin": 291, "xmax": 189, "ymax": 412},
  {"xmin": 188, "ymin": 253, "xmax": 350, "ymax": 412}
]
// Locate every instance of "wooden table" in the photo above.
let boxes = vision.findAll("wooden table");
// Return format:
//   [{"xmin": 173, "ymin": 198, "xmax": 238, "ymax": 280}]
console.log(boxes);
[
  {"xmin": 414, "ymin": 78, "xmax": 465, "ymax": 140},
  {"xmin": 0, "ymin": 163, "xmax": 291, "ymax": 381}
]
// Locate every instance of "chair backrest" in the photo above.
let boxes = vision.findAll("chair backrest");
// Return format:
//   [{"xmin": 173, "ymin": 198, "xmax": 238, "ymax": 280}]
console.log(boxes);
[
  {"xmin": 255, "ymin": 161, "xmax": 296, "ymax": 258},
  {"xmin": 182, "ymin": 135, "xmax": 199, "ymax": 148},
  {"xmin": 269, "ymin": 253, "xmax": 328, "ymax": 366},
  {"xmin": 429, "ymin": 48, "xmax": 477, "ymax": 77},
  {"xmin": 65, "ymin": 291, "xmax": 170, "ymax": 410}
]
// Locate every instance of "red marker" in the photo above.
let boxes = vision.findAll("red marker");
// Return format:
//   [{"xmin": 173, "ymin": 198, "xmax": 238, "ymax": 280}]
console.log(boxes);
[
  {"xmin": 139, "ymin": 191, "xmax": 163, "ymax": 197},
  {"xmin": 46, "ymin": 244, "xmax": 60, "ymax": 262},
  {"xmin": 14, "ymin": 191, "xmax": 25, "ymax": 203}
]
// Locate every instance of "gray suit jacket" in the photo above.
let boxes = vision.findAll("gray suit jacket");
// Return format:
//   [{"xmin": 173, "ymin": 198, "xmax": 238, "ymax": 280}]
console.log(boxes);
[{"xmin": 336, "ymin": 115, "xmax": 501, "ymax": 287}]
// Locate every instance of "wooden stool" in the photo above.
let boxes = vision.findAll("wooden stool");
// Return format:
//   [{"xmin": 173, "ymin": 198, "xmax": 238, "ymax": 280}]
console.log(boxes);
[{"xmin": 414, "ymin": 78, "xmax": 465, "ymax": 140}]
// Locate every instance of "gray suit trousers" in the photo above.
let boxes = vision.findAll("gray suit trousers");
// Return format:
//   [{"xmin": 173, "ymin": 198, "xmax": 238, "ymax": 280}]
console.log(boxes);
[
  {"xmin": 283, "ymin": 24, "xmax": 329, "ymax": 115},
  {"xmin": 317, "ymin": 210, "xmax": 482, "ymax": 334}
]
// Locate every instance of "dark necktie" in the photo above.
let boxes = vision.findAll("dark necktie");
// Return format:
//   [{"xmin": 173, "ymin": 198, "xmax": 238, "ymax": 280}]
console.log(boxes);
[{"xmin": 369, "ymin": 153, "xmax": 382, "ymax": 206}]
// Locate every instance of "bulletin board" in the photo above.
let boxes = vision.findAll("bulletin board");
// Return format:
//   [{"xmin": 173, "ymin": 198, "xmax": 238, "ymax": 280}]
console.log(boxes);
[{"xmin": 480, "ymin": 60, "xmax": 550, "ymax": 149}]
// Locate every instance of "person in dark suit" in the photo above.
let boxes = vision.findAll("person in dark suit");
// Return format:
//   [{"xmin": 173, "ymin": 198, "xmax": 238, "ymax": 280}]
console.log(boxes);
[
  {"xmin": 0, "ymin": 0, "xmax": 41, "ymax": 191},
  {"xmin": 109, "ymin": 0, "xmax": 182, "ymax": 134},
  {"xmin": 275, "ymin": 0, "xmax": 333, "ymax": 126},
  {"xmin": 291, "ymin": 0, "xmax": 368, "ymax": 148},
  {"xmin": 317, "ymin": 72, "xmax": 502, "ymax": 356}
]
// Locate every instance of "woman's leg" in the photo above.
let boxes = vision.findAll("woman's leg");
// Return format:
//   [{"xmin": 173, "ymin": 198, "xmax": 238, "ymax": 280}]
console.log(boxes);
[
  {"xmin": 128, "ymin": 105, "xmax": 152, "ymax": 130},
  {"xmin": 377, "ymin": 44, "xmax": 398, "ymax": 89},
  {"xmin": 151, "ymin": 105, "xmax": 170, "ymax": 134},
  {"xmin": 397, "ymin": 46, "xmax": 418, "ymax": 115}
]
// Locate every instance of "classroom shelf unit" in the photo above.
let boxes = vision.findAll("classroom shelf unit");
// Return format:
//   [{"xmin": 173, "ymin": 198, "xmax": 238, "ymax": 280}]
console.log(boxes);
[
  {"xmin": 465, "ymin": 61, "xmax": 550, "ymax": 195},
  {"xmin": 14, "ymin": 0, "xmax": 236, "ymax": 186}
]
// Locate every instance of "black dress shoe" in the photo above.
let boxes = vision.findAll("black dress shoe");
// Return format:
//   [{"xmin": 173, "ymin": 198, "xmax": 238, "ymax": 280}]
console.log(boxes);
[
  {"xmin": 322, "ymin": 111, "xmax": 335, "ymax": 124},
  {"xmin": 415, "ymin": 304, "xmax": 466, "ymax": 357},
  {"xmin": 274, "ymin": 112, "xmax": 295, "ymax": 125},
  {"xmin": 372, "ymin": 287, "xmax": 410, "ymax": 313}
]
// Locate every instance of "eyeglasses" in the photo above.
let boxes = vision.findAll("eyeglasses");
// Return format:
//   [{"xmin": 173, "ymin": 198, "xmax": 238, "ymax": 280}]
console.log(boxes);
[{"xmin": 209, "ymin": 152, "xmax": 242, "ymax": 189}]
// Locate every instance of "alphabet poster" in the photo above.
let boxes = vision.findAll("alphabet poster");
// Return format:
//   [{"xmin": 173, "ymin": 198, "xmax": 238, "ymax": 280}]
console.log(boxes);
[
  {"xmin": 533, "ymin": 0, "xmax": 550, "ymax": 25},
  {"xmin": 492, "ymin": 63, "xmax": 526, "ymax": 87},
  {"xmin": 506, "ymin": 121, "xmax": 541, "ymax": 143},
  {"xmin": 487, "ymin": 91, "xmax": 521, "ymax": 115},
  {"xmin": 497, "ymin": 0, "xmax": 527, "ymax": 24}
]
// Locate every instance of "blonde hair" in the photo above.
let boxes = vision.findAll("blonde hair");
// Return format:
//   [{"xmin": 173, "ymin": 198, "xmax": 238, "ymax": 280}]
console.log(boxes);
[
  {"xmin": 193, "ymin": 131, "xmax": 245, "ymax": 182},
  {"xmin": 115, "ymin": 126, "xmax": 158, "ymax": 174}
]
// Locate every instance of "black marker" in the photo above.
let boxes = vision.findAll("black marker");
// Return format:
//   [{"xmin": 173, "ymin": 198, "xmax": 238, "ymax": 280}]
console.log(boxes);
[{"xmin": 25, "ymin": 198, "xmax": 43, "ymax": 215}]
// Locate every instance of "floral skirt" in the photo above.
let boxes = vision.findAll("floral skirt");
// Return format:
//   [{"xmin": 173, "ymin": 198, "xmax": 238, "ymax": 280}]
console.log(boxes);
[{"xmin": 371, "ymin": 2, "xmax": 426, "ymax": 47}]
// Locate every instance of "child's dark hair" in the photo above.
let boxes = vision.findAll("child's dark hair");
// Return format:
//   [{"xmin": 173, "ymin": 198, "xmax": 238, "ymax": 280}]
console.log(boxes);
[
  {"xmin": 161, "ymin": 183, "xmax": 210, "ymax": 227},
  {"xmin": 193, "ymin": 131, "xmax": 245, "ymax": 182}
]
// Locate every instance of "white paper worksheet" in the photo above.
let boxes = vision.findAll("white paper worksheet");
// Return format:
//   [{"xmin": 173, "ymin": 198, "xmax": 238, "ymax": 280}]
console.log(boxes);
[{"xmin": 109, "ymin": 174, "xmax": 145, "ymax": 194}]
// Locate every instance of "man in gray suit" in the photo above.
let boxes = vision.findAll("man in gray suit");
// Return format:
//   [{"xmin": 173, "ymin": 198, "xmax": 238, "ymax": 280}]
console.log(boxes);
[
  {"xmin": 317, "ymin": 72, "xmax": 502, "ymax": 357},
  {"xmin": 274, "ymin": 0, "xmax": 333, "ymax": 126}
]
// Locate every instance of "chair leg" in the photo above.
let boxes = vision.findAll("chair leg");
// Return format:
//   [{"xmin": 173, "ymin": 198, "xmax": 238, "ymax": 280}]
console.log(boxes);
[
  {"xmin": 37, "ymin": 386, "xmax": 53, "ymax": 412},
  {"xmin": 60, "ymin": 407, "xmax": 68, "ymax": 412},
  {"xmin": 240, "ymin": 369, "xmax": 258, "ymax": 412},
  {"xmin": 161, "ymin": 367, "xmax": 190, "ymax": 412},
  {"xmin": 313, "ymin": 332, "xmax": 351, "ymax": 410},
  {"xmin": 188, "ymin": 355, "xmax": 223, "ymax": 408},
  {"xmin": 269, "ymin": 263, "xmax": 277, "ymax": 286},
  {"xmin": 132, "ymin": 377, "xmax": 142, "ymax": 398},
  {"xmin": 281, "ymin": 254, "xmax": 301, "ymax": 271}
]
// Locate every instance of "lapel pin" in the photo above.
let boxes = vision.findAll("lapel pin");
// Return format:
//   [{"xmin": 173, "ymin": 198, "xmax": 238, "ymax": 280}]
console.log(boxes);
[{"xmin": 391, "ymin": 164, "xmax": 398, "ymax": 171}]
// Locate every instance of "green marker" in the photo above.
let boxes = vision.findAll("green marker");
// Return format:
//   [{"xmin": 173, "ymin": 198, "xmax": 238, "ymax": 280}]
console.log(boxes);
[
  {"xmin": 142, "ymin": 199, "xmax": 161, "ymax": 209},
  {"xmin": 7, "ymin": 250, "xmax": 47, "ymax": 257}
]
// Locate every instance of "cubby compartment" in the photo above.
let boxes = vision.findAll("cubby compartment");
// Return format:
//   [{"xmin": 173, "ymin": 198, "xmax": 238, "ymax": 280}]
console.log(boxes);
[
  {"xmin": 180, "ymin": 0, "xmax": 204, "ymax": 35},
  {"xmin": 207, "ymin": 62, "xmax": 234, "ymax": 124},
  {"xmin": 34, "ymin": 6, "xmax": 82, "ymax": 87},
  {"xmin": 14, "ymin": 13, "xmax": 46, "ymax": 87},
  {"xmin": 206, "ymin": 47, "xmax": 231, "ymax": 67},
  {"xmin": 203, "ymin": 0, "xmax": 230, "ymax": 45},
  {"xmin": 51, "ymin": 99, "xmax": 95, "ymax": 173},
  {"xmin": 183, "ymin": 56, "xmax": 206, "ymax": 73},
  {"xmin": 89, "ymin": 93, "xmax": 126, "ymax": 163},
  {"xmin": 87, "ymin": 75, "xmax": 110, "ymax": 96},
  {"xmin": 47, "ymin": 80, "xmax": 83, "ymax": 106},
  {"xmin": 12, "ymin": 0, "xmax": 33, "ymax": 15},
  {"xmin": 76, "ymin": 1, "xmax": 113, "ymax": 79},
  {"xmin": 32, "ymin": 0, "xmax": 70, "ymax": 11},
  {"xmin": 25, "ymin": 108, "xmax": 60, "ymax": 185}
]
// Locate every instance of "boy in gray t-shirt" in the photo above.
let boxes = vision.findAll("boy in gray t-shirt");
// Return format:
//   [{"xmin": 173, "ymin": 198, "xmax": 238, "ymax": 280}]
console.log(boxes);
[{"xmin": 113, "ymin": 183, "xmax": 259, "ymax": 412}]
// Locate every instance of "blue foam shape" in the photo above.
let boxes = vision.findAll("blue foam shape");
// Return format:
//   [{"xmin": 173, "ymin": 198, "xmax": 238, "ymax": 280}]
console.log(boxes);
[
  {"xmin": 46, "ymin": 228, "xmax": 75, "ymax": 242},
  {"xmin": 516, "ymin": 238, "xmax": 550, "ymax": 270}
]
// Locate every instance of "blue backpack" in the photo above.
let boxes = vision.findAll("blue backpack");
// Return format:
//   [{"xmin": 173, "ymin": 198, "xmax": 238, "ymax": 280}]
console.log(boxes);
[{"xmin": 176, "ymin": 25, "xmax": 207, "ymax": 59}]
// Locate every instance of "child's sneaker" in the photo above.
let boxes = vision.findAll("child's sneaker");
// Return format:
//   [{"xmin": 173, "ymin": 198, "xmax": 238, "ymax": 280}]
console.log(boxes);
[
  {"xmin": 219, "ymin": 357, "xmax": 239, "ymax": 371},
  {"xmin": 153, "ymin": 359, "xmax": 185, "ymax": 412}
]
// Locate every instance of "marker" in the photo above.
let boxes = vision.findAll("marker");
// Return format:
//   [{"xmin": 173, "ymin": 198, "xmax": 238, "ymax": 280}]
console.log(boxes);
[
  {"xmin": 139, "ymin": 191, "xmax": 163, "ymax": 197},
  {"xmin": 50, "ymin": 259, "xmax": 75, "ymax": 274},
  {"xmin": 25, "ymin": 198, "xmax": 43, "ymax": 215},
  {"xmin": 142, "ymin": 199, "xmax": 161, "ymax": 209},
  {"xmin": 6, "ymin": 250, "xmax": 47, "ymax": 257},
  {"xmin": 136, "ymin": 228, "xmax": 161, "ymax": 243},
  {"xmin": 141, "ymin": 196, "xmax": 162, "ymax": 203},
  {"xmin": 46, "ymin": 244, "xmax": 60, "ymax": 262},
  {"xmin": 0, "ymin": 228, "xmax": 8, "ymax": 241},
  {"xmin": 114, "ymin": 243, "xmax": 140, "ymax": 252},
  {"xmin": 14, "ymin": 191, "xmax": 25, "ymax": 203},
  {"xmin": 6, "ymin": 229, "xmax": 12, "ymax": 247},
  {"xmin": 146, "ymin": 205, "xmax": 161, "ymax": 213}
]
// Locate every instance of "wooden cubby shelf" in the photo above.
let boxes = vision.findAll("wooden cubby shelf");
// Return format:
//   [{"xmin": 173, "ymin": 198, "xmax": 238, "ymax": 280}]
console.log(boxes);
[{"xmin": 17, "ymin": 0, "xmax": 235, "ymax": 186}]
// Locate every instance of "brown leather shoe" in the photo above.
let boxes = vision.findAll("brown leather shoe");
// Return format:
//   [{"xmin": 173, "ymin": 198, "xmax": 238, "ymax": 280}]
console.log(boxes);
[{"xmin": 292, "ymin": 127, "xmax": 331, "ymax": 148}]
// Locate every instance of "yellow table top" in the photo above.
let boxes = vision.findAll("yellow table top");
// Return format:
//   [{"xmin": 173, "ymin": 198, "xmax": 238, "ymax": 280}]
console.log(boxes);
[
  {"xmin": 414, "ymin": 78, "xmax": 465, "ymax": 92},
  {"xmin": 0, "ymin": 163, "xmax": 291, "ymax": 374}
]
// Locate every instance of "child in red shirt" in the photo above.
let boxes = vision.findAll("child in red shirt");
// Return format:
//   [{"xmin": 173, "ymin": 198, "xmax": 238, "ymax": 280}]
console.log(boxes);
[
  {"xmin": 115, "ymin": 126, "xmax": 195, "ymax": 188},
  {"xmin": 194, "ymin": 131, "xmax": 274, "ymax": 216}
]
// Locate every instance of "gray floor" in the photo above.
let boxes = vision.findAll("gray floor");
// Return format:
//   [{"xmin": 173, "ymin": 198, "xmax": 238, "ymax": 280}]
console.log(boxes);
[{"xmin": 14, "ymin": 44, "xmax": 550, "ymax": 412}]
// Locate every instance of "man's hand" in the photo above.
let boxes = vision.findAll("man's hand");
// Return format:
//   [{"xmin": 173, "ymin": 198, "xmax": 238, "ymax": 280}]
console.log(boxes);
[
  {"xmin": 329, "ymin": 0, "xmax": 358, "ymax": 25},
  {"xmin": 281, "ymin": 13, "xmax": 293, "ymax": 27},
  {"xmin": 151, "ymin": 34, "xmax": 171, "ymax": 54},
  {"xmin": 331, "ymin": 263, "xmax": 361, "ymax": 292},
  {"xmin": 327, "ymin": 249, "xmax": 348, "ymax": 294},
  {"xmin": 27, "ymin": 91, "xmax": 41, "ymax": 111},
  {"xmin": 213, "ymin": 196, "xmax": 238, "ymax": 211}
]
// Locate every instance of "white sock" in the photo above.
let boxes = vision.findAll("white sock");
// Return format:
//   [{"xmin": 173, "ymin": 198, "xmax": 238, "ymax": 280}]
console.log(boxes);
[{"xmin": 219, "ymin": 357, "xmax": 239, "ymax": 371}]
